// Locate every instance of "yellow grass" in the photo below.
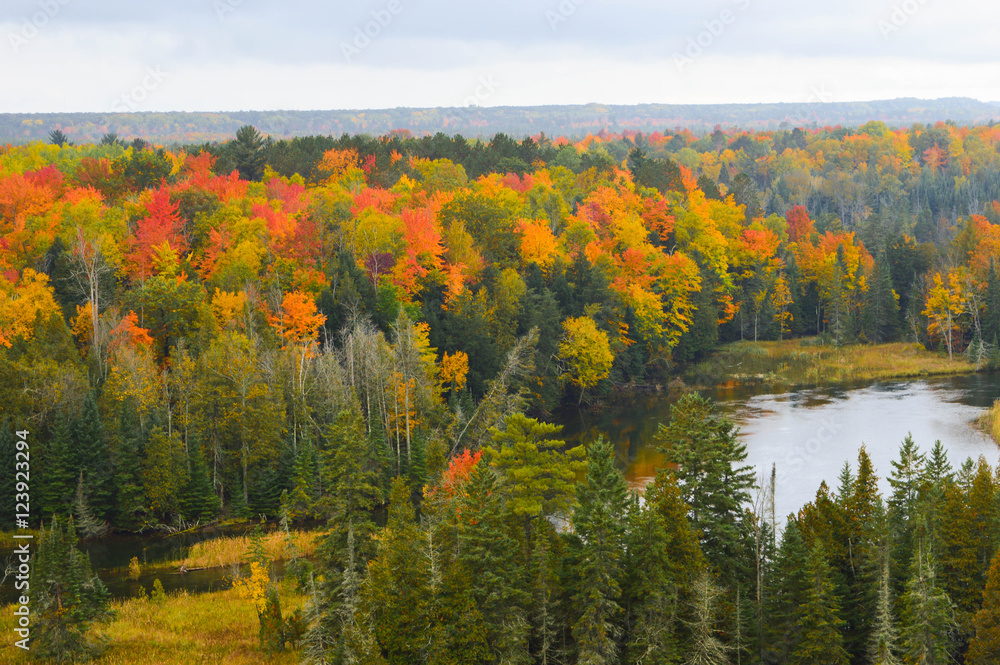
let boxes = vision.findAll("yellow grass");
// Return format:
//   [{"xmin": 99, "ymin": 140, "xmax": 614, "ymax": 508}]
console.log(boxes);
[
  {"xmin": 687, "ymin": 338, "xmax": 975, "ymax": 388},
  {"xmin": 179, "ymin": 530, "xmax": 321, "ymax": 570},
  {"xmin": 978, "ymin": 399, "xmax": 1000, "ymax": 445},
  {"xmin": 0, "ymin": 579, "xmax": 306, "ymax": 664}
]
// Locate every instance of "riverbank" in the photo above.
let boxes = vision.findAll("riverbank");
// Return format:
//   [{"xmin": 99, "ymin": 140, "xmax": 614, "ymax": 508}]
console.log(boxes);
[
  {"xmin": 978, "ymin": 399, "xmax": 1000, "ymax": 445},
  {"xmin": 685, "ymin": 338, "xmax": 975, "ymax": 389},
  {"xmin": 0, "ymin": 578, "xmax": 306, "ymax": 664}
]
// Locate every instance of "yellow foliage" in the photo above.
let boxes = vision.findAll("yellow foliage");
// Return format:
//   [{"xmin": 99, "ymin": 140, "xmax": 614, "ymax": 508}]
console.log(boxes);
[
  {"xmin": 233, "ymin": 561, "xmax": 270, "ymax": 613},
  {"xmin": 559, "ymin": 316, "xmax": 614, "ymax": 391},
  {"xmin": 439, "ymin": 350, "xmax": 469, "ymax": 392},
  {"xmin": 211, "ymin": 288, "xmax": 247, "ymax": 330},
  {"xmin": 0, "ymin": 268, "xmax": 60, "ymax": 348}
]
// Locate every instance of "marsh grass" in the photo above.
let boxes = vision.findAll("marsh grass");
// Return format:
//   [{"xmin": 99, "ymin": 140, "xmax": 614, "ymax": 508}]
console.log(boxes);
[
  {"xmin": 179, "ymin": 530, "xmax": 321, "ymax": 570},
  {"xmin": 978, "ymin": 399, "xmax": 1000, "ymax": 444},
  {"xmin": 0, "ymin": 579, "xmax": 306, "ymax": 664},
  {"xmin": 687, "ymin": 338, "xmax": 974, "ymax": 388}
]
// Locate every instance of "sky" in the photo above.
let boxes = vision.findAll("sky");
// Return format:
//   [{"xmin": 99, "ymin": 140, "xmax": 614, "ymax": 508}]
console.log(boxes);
[{"xmin": 2, "ymin": 0, "xmax": 998, "ymax": 113}]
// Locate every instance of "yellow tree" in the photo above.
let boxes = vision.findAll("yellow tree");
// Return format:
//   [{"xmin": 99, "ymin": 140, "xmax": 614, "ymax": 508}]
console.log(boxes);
[
  {"xmin": 923, "ymin": 269, "xmax": 968, "ymax": 360},
  {"xmin": 559, "ymin": 315, "xmax": 614, "ymax": 404}
]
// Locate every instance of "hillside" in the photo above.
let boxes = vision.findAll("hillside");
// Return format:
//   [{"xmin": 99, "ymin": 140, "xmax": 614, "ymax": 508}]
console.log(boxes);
[{"xmin": 3, "ymin": 97, "xmax": 1000, "ymax": 145}]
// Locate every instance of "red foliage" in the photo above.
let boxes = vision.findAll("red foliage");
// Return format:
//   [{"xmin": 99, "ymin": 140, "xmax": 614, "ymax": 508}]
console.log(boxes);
[
  {"xmin": 125, "ymin": 188, "xmax": 187, "ymax": 281},
  {"xmin": 785, "ymin": 205, "xmax": 815, "ymax": 244},
  {"xmin": 427, "ymin": 449, "xmax": 482, "ymax": 499}
]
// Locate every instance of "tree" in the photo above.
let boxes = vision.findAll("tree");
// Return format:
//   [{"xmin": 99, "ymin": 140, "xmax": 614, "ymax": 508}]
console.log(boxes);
[
  {"xmin": 900, "ymin": 546, "xmax": 956, "ymax": 665},
  {"xmin": 684, "ymin": 569, "xmax": 730, "ymax": 665},
  {"xmin": 923, "ymin": 270, "xmax": 967, "ymax": 361},
  {"xmin": 0, "ymin": 420, "xmax": 14, "ymax": 529},
  {"xmin": 968, "ymin": 551, "xmax": 1000, "ymax": 664},
  {"xmin": 485, "ymin": 413, "xmax": 586, "ymax": 521},
  {"xmin": 571, "ymin": 436, "xmax": 630, "ymax": 665},
  {"xmin": 558, "ymin": 315, "xmax": 614, "ymax": 403},
  {"xmin": 655, "ymin": 393, "xmax": 756, "ymax": 586},
  {"xmin": 233, "ymin": 125, "xmax": 267, "ymax": 181},
  {"xmin": 32, "ymin": 516, "xmax": 113, "ymax": 662},
  {"xmin": 869, "ymin": 554, "xmax": 902, "ymax": 665},
  {"xmin": 73, "ymin": 391, "xmax": 115, "ymax": 522},
  {"xmin": 792, "ymin": 542, "xmax": 849, "ymax": 665}
]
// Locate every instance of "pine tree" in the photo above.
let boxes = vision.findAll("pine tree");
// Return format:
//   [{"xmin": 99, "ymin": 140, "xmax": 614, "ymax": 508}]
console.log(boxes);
[
  {"xmin": 113, "ymin": 398, "xmax": 147, "ymax": 530},
  {"xmin": 281, "ymin": 436, "xmax": 318, "ymax": 522},
  {"xmin": 0, "ymin": 419, "xmax": 15, "ymax": 529},
  {"xmin": 863, "ymin": 248, "xmax": 900, "ymax": 343},
  {"xmin": 572, "ymin": 436, "xmax": 630, "ymax": 665},
  {"xmin": 869, "ymin": 553, "xmax": 902, "ymax": 665},
  {"xmin": 73, "ymin": 390, "xmax": 115, "ymax": 521},
  {"xmin": 900, "ymin": 546, "xmax": 956, "ymax": 665},
  {"xmin": 179, "ymin": 443, "xmax": 220, "ymax": 523},
  {"xmin": 792, "ymin": 542, "xmax": 849, "ymax": 665},
  {"xmin": 968, "ymin": 551, "xmax": 1000, "ymax": 664},
  {"xmin": 32, "ymin": 515, "xmax": 113, "ymax": 661},
  {"xmin": 624, "ymin": 469, "xmax": 703, "ymax": 664},
  {"xmin": 763, "ymin": 518, "xmax": 810, "ymax": 663},
  {"xmin": 40, "ymin": 413, "xmax": 76, "ymax": 519},
  {"xmin": 655, "ymin": 393, "xmax": 756, "ymax": 588},
  {"xmin": 889, "ymin": 434, "xmax": 926, "ymax": 590},
  {"xmin": 459, "ymin": 464, "xmax": 530, "ymax": 662}
]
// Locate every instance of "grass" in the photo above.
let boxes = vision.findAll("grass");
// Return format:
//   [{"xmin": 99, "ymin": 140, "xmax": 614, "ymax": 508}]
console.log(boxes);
[
  {"xmin": 179, "ymin": 530, "xmax": 322, "ymax": 570},
  {"xmin": 0, "ymin": 578, "xmax": 306, "ymax": 664},
  {"xmin": 978, "ymin": 399, "xmax": 1000, "ymax": 444},
  {"xmin": 686, "ymin": 338, "xmax": 975, "ymax": 389}
]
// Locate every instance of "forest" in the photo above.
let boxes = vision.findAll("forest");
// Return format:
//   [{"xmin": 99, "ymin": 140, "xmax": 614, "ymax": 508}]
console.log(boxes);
[{"xmin": 4, "ymin": 119, "xmax": 1000, "ymax": 662}]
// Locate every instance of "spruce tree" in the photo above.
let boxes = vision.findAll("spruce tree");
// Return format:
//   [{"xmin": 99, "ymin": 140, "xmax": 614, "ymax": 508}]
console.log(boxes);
[
  {"xmin": 32, "ymin": 515, "xmax": 113, "ymax": 661},
  {"xmin": 869, "ymin": 554, "xmax": 902, "ymax": 665},
  {"xmin": 792, "ymin": 542, "xmax": 849, "ymax": 665},
  {"xmin": 889, "ymin": 434, "xmax": 926, "ymax": 589},
  {"xmin": 572, "ymin": 436, "xmax": 630, "ymax": 665},
  {"xmin": 0, "ymin": 419, "xmax": 15, "ymax": 529},
  {"xmin": 73, "ymin": 390, "xmax": 115, "ymax": 521},
  {"xmin": 763, "ymin": 517, "xmax": 810, "ymax": 663},
  {"xmin": 655, "ymin": 393, "xmax": 756, "ymax": 588},
  {"xmin": 40, "ymin": 413, "xmax": 76, "ymax": 519},
  {"xmin": 900, "ymin": 546, "xmax": 956, "ymax": 665},
  {"xmin": 968, "ymin": 551, "xmax": 1000, "ymax": 664},
  {"xmin": 113, "ymin": 398, "xmax": 147, "ymax": 530},
  {"xmin": 179, "ymin": 443, "xmax": 220, "ymax": 522}
]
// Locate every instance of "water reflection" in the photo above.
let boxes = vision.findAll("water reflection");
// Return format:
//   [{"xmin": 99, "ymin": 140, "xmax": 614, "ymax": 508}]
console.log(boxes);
[{"xmin": 557, "ymin": 375, "xmax": 1000, "ymax": 525}]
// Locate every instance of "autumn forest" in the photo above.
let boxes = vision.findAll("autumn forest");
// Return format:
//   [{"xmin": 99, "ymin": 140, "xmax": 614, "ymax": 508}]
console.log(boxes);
[{"xmin": 5, "ymin": 120, "xmax": 1000, "ymax": 663}]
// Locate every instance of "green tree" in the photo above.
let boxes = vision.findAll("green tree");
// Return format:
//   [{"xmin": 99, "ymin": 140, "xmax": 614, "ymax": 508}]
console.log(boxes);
[
  {"xmin": 869, "ymin": 554, "xmax": 902, "ymax": 665},
  {"xmin": 32, "ymin": 515, "xmax": 113, "ymax": 662},
  {"xmin": 112, "ymin": 399, "xmax": 147, "ymax": 529},
  {"xmin": 73, "ymin": 390, "xmax": 115, "ymax": 521},
  {"xmin": 792, "ymin": 542, "xmax": 849, "ymax": 665},
  {"xmin": 142, "ymin": 426, "xmax": 189, "ymax": 518},
  {"xmin": 39, "ymin": 414, "xmax": 76, "ymax": 519},
  {"xmin": 968, "ymin": 551, "xmax": 1000, "ymax": 664},
  {"xmin": 0, "ymin": 419, "xmax": 15, "ymax": 528},
  {"xmin": 763, "ymin": 517, "xmax": 810, "ymax": 664},
  {"xmin": 571, "ymin": 436, "xmax": 630, "ymax": 664},
  {"xmin": 900, "ymin": 546, "xmax": 956, "ymax": 665},
  {"xmin": 232, "ymin": 125, "xmax": 267, "ymax": 181},
  {"xmin": 655, "ymin": 393, "xmax": 756, "ymax": 585},
  {"xmin": 485, "ymin": 413, "xmax": 586, "ymax": 521},
  {"xmin": 179, "ymin": 442, "xmax": 220, "ymax": 522}
]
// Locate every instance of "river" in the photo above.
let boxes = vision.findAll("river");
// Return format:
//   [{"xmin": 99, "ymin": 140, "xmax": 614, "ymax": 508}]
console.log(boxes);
[{"xmin": 557, "ymin": 373, "xmax": 1000, "ymax": 523}]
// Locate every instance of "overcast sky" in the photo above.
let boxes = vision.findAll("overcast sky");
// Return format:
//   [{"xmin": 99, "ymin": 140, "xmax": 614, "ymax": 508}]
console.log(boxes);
[{"xmin": 2, "ymin": 0, "xmax": 998, "ymax": 113}]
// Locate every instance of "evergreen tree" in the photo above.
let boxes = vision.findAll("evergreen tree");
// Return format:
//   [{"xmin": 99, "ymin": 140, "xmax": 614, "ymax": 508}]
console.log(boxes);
[
  {"xmin": 113, "ymin": 399, "xmax": 147, "ymax": 530},
  {"xmin": 571, "ymin": 436, "xmax": 630, "ymax": 665},
  {"xmin": 968, "ymin": 551, "xmax": 1000, "ymax": 665},
  {"xmin": 179, "ymin": 443, "xmax": 220, "ymax": 522},
  {"xmin": 281, "ymin": 435, "xmax": 319, "ymax": 522},
  {"xmin": 40, "ymin": 413, "xmax": 76, "ymax": 519},
  {"xmin": 73, "ymin": 471, "xmax": 108, "ymax": 539},
  {"xmin": 863, "ymin": 248, "xmax": 900, "ymax": 343},
  {"xmin": 459, "ymin": 465, "xmax": 530, "ymax": 662},
  {"xmin": 763, "ymin": 517, "xmax": 810, "ymax": 664},
  {"xmin": 0, "ymin": 419, "xmax": 15, "ymax": 529},
  {"xmin": 792, "ymin": 542, "xmax": 849, "ymax": 665},
  {"xmin": 655, "ymin": 393, "xmax": 756, "ymax": 588},
  {"xmin": 32, "ymin": 516, "xmax": 113, "ymax": 661},
  {"xmin": 624, "ymin": 469, "xmax": 703, "ymax": 665},
  {"xmin": 869, "ymin": 553, "xmax": 902, "ymax": 665},
  {"xmin": 982, "ymin": 258, "xmax": 1000, "ymax": 346},
  {"xmin": 72, "ymin": 391, "xmax": 116, "ymax": 521},
  {"xmin": 900, "ymin": 546, "xmax": 956, "ymax": 665},
  {"xmin": 889, "ymin": 435, "xmax": 926, "ymax": 589}
]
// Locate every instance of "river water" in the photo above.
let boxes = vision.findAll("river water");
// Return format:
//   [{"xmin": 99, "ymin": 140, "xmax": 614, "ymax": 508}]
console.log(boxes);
[{"xmin": 557, "ymin": 373, "xmax": 1000, "ymax": 523}]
